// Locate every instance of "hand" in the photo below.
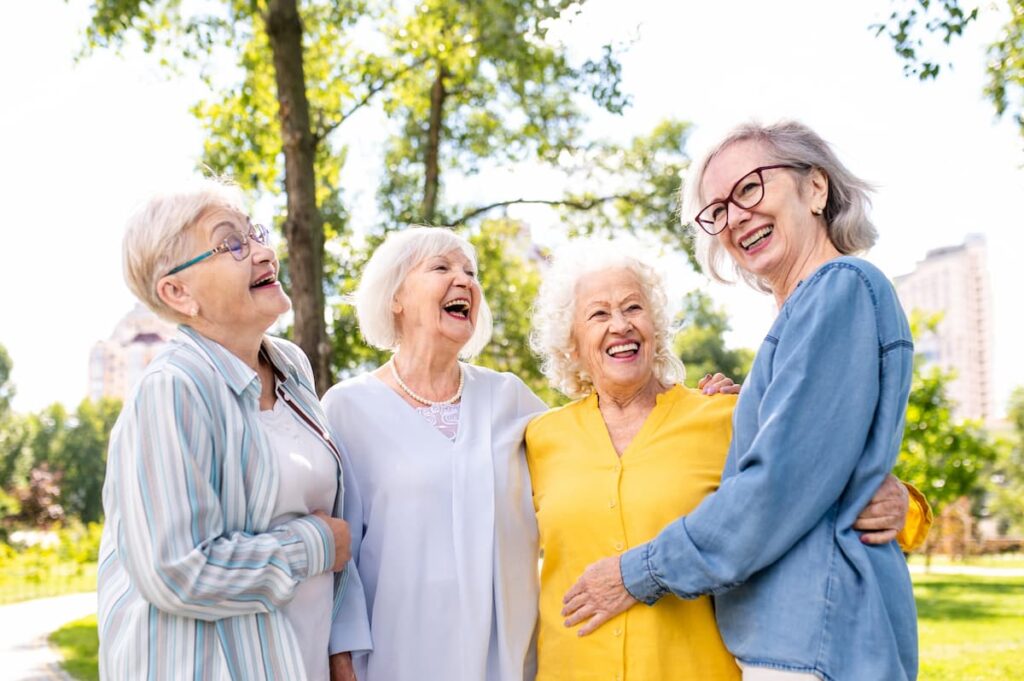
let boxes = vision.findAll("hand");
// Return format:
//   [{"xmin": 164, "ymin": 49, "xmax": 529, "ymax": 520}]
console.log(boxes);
[
  {"xmin": 330, "ymin": 652, "xmax": 357, "ymax": 681},
  {"xmin": 313, "ymin": 510, "xmax": 352, "ymax": 571},
  {"xmin": 561, "ymin": 556, "xmax": 639, "ymax": 636},
  {"xmin": 698, "ymin": 372, "xmax": 741, "ymax": 395},
  {"xmin": 854, "ymin": 474, "xmax": 909, "ymax": 545}
]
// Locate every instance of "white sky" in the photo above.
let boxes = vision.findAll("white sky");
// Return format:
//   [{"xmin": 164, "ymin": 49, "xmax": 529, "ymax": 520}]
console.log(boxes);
[{"xmin": 2, "ymin": 0, "xmax": 1021, "ymax": 416}]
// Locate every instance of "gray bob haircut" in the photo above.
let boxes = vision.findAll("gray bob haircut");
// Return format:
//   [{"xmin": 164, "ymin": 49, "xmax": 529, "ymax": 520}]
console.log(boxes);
[
  {"xmin": 353, "ymin": 226, "xmax": 493, "ymax": 358},
  {"xmin": 530, "ymin": 242, "xmax": 686, "ymax": 399},
  {"xmin": 686, "ymin": 120, "xmax": 877, "ymax": 293},
  {"xmin": 122, "ymin": 178, "xmax": 247, "ymax": 321}
]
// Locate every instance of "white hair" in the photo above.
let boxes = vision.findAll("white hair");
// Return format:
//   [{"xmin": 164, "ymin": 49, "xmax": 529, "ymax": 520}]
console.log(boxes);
[
  {"xmin": 686, "ymin": 120, "xmax": 877, "ymax": 294},
  {"xmin": 530, "ymin": 242, "xmax": 685, "ymax": 399},
  {"xmin": 122, "ymin": 178, "xmax": 247, "ymax": 321},
  {"xmin": 354, "ymin": 226, "xmax": 493, "ymax": 358}
]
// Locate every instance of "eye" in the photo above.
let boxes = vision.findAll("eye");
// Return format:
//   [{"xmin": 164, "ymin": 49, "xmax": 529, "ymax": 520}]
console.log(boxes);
[
  {"xmin": 465, "ymin": 269, "xmax": 476, "ymax": 278},
  {"xmin": 709, "ymin": 204, "xmax": 726, "ymax": 221},
  {"xmin": 433, "ymin": 264, "xmax": 449, "ymax": 272},
  {"xmin": 735, "ymin": 179, "xmax": 762, "ymax": 200},
  {"xmin": 224, "ymin": 233, "xmax": 245, "ymax": 254},
  {"xmin": 588, "ymin": 310, "xmax": 609, "ymax": 320},
  {"xmin": 626, "ymin": 303, "xmax": 643, "ymax": 312}
]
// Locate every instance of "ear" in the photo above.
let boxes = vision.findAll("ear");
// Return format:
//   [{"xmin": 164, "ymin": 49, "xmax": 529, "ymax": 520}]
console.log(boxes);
[
  {"xmin": 157, "ymin": 275, "xmax": 198, "ymax": 319},
  {"xmin": 807, "ymin": 168, "xmax": 829, "ymax": 211}
]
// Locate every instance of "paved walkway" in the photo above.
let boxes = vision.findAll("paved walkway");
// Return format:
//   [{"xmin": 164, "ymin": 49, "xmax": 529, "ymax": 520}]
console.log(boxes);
[{"xmin": 0, "ymin": 592, "xmax": 97, "ymax": 681}]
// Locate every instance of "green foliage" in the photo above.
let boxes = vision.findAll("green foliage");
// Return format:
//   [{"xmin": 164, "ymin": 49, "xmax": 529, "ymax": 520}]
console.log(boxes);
[
  {"xmin": 0, "ymin": 342, "xmax": 13, "ymax": 419},
  {"xmin": 673, "ymin": 290, "xmax": 754, "ymax": 388},
  {"xmin": 0, "ymin": 522, "xmax": 102, "ymax": 604},
  {"xmin": 470, "ymin": 219, "xmax": 562, "ymax": 406},
  {"xmin": 1, "ymin": 399, "xmax": 120, "ymax": 525},
  {"xmin": 873, "ymin": 1, "xmax": 1024, "ymax": 140},
  {"xmin": 894, "ymin": 314, "xmax": 999, "ymax": 515},
  {"xmin": 51, "ymin": 615, "xmax": 100, "ymax": 681},
  {"xmin": 986, "ymin": 386, "xmax": 1024, "ymax": 535}
]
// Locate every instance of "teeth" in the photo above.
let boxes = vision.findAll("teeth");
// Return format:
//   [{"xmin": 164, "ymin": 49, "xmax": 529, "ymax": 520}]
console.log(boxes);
[
  {"xmin": 443, "ymin": 298, "xmax": 470, "ymax": 312},
  {"xmin": 607, "ymin": 342, "xmax": 639, "ymax": 356},
  {"xmin": 741, "ymin": 226, "xmax": 773, "ymax": 249},
  {"xmin": 251, "ymin": 274, "xmax": 275, "ymax": 287}
]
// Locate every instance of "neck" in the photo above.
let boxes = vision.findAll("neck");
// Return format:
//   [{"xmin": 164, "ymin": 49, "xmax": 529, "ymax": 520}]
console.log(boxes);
[
  {"xmin": 595, "ymin": 375, "xmax": 666, "ymax": 414},
  {"xmin": 393, "ymin": 334, "xmax": 462, "ymax": 398},
  {"xmin": 769, "ymin": 231, "xmax": 842, "ymax": 307},
  {"xmin": 189, "ymin": 320, "xmax": 265, "ymax": 370}
]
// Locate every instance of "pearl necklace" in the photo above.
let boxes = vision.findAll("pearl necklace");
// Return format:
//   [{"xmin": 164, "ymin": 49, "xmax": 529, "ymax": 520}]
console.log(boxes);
[{"xmin": 390, "ymin": 358, "xmax": 464, "ymax": 406}]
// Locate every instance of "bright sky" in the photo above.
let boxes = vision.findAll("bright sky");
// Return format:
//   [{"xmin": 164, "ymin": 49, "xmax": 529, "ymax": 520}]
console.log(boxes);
[{"xmin": 2, "ymin": 1, "xmax": 1021, "ymax": 417}]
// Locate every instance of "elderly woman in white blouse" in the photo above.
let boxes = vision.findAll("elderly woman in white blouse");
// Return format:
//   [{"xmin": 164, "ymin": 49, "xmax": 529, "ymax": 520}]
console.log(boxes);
[
  {"xmin": 323, "ymin": 226, "xmax": 549, "ymax": 681},
  {"xmin": 98, "ymin": 179, "xmax": 367, "ymax": 680}
]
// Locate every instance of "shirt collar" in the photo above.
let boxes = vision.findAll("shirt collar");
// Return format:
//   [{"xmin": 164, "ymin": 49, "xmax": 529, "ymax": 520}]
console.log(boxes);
[{"xmin": 177, "ymin": 325, "xmax": 301, "ymax": 397}]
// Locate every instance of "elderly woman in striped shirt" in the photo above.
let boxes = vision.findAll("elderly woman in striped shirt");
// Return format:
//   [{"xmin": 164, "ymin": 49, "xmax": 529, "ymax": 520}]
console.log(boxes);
[{"xmin": 97, "ymin": 179, "xmax": 368, "ymax": 680}]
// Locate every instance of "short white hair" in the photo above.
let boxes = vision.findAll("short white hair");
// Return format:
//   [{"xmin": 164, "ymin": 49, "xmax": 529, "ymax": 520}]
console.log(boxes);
[
  {"xmin": 122, "ymin": 178, "xmax": 247, "ymax": 321},
  {"xmin": 354, "ymin": 226, "xmax": 493, "ymax": 358},
  {"xmin": 686, "ymin": 120, "xmax": 877, "ymax": 294},
  {"xmin": 530, "ymin": 242, "xmax": 685, "ymax": 399}
]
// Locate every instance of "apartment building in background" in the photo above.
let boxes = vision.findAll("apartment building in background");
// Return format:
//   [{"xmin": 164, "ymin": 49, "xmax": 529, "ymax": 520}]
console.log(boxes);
[
  {"xmin": 894, "ymin": 234, "xmax": 994, "ymax": 423},
  {"xmin": 88, "ymin": 304, "xmax": 177, "ymax": 401}
]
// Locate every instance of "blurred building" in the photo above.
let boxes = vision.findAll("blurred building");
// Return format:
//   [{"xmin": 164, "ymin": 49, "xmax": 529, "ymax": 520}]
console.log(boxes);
[
  {"xmin": 894, "ymin": 234, "xmax": 994, "ymax": 423},
  {"xmin": 88, "ymin": 304, "xmax": 177, "ymax": 401}
]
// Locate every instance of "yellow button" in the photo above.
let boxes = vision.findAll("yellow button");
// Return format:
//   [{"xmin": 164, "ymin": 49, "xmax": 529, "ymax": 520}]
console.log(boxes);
[
  {"xmin": 608, "ymin": 499, "xmax": 617, "ymax": 508},
  {"xmin": 614, "ymin": 627, "xmax": 623, "ymax": 637},
  {"xmin": 614, "ymin": 541, "xmax": 624, "ymax": 552},
  {"xmin": 613, "ymin": 464, "xmax": 622, "ymax": 473}
]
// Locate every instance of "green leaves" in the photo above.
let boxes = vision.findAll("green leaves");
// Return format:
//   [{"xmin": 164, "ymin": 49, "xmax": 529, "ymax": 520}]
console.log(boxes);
[{"xmin": 673, "ymin": 290, "xmax": 754, "ymax": 388}]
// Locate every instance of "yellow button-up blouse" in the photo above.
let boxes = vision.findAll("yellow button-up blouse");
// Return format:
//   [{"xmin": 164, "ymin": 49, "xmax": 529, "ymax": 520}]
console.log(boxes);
[
  {"xmin": 526, "ymin": 386, "xmax": 741, "ymax": 681},
  {"xmin": 525, "ymin": 384, "xmax": 931, "ymax": 681}
]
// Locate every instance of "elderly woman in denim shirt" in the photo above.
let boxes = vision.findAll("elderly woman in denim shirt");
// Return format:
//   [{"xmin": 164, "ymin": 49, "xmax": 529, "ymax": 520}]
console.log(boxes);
[
  {"xmin": 562, "ymin": 121, "xmax": 920, "ymax": 681},
  {"xmin": 98, "ymin": 180, "xmax": 367, "ymax": 680}
]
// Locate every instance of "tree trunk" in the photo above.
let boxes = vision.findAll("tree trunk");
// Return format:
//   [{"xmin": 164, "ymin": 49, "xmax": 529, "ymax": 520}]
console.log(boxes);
[
  {"xmin": 265, "ymin": 0, "xmax": 331, "ymax": 394},
  {"xmin": 421, "ymin": 64, "xmax": 447, "ymax": 223}
]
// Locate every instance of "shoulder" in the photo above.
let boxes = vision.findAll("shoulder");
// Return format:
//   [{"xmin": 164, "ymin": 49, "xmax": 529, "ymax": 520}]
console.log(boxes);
[
  {"xmin": 669, "ymin": 385, "xmax": 737, "ymax": 426},
  {"xmin": 526, "ymin": 395, "xmax": 589, "ymax": 440},
  {"xmin": 322, "ymin": 372, "xmax": 378, "ymax": 410}
]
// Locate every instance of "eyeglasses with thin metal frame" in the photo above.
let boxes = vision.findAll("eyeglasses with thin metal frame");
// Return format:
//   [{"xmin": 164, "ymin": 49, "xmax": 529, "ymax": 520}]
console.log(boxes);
[
  {"xmin": 694, "ymin": 164, "xmax": 809, "ymax": 236},
  {"xmin": 166, "ymin": 222, "xmax": 271, "ymax": 276}
]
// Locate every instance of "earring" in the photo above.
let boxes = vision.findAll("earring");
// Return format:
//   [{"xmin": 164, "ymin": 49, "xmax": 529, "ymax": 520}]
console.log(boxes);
[
  {"xmin": 190, "ymin": 305, "xmax": 199, "ymax": 318},
  {"xmin": 811, "ymin": 207, "xmax": 824, "ymax": 216}
]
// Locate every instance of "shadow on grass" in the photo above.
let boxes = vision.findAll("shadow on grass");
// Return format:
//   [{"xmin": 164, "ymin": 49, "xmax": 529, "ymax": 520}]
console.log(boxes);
[
  {"xmin": 914, "ymin": 580, "xmax": 1024, "ymax": 622},
  {"xmin": 49, "ymin": 615, "xmax": 98, "ymax": 681}
]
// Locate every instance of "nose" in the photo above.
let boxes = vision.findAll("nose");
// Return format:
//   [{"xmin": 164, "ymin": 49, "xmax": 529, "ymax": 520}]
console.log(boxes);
[
  {"xmin": 251, "ymin": 239, "xmax": 276, "ymax": 266},
  {"xmin": 609, "ymin": 309, "xmax": 632, "ymax": 333},
  {"xmin": 725, "ymin": 200, "xmax": 751, "ymax": 230}
]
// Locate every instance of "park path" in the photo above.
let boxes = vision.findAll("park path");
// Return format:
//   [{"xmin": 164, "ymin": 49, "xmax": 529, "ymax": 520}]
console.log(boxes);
[{"xmin": 0, "ymin": 592, "xmax": 97, "ymax": 681}]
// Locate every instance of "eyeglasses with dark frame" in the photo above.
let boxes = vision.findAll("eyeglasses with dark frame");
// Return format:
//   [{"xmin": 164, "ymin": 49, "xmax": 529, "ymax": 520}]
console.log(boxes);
[
  {"xmin": 167, "ymin": 222, "xmax": 271, "ymax": 276},
  {"xmin": 694, "ymin": 164, "xmax": 809, "ymax": 236}
]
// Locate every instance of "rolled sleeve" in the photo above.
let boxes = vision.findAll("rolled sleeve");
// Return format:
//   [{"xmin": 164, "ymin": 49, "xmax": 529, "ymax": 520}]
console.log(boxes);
[{"xmin": 620, "ymin": 543, "xmax": 668, "ymax": 605}]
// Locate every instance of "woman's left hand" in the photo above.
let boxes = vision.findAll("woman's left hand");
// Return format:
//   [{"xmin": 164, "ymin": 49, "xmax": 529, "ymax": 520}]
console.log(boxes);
[
  {"xmin": 698, "ymin": 372, "xmax": 741, "ymax": 395},
  {"xmin": 854, "ymin": 473, "xmax": 908, "ymax": 544},
  {"xmin": 561, "ymin": 556, "xmax": 639, "ymax": 636},
  {"xmin": 330, "ymin": 652, "xmax": 357, "ymax": 681}
]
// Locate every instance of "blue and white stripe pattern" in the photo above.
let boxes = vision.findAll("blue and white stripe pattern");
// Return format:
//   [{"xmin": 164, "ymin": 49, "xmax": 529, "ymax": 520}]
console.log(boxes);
[{"xmin": 98, "ymin": 325, "xmax": 367, "ymax": 680}]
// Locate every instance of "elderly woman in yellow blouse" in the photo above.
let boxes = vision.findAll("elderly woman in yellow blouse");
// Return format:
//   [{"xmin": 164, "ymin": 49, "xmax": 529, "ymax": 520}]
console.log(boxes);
[{"xmin": 524, "ymin": 245, "xmax": 930, "ymax": 680}]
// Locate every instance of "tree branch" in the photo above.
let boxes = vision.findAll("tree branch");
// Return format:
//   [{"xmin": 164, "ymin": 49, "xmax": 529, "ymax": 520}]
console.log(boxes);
[{"xmin": 442, "ymin": 193, "xmax": 640, "ymax": 226}]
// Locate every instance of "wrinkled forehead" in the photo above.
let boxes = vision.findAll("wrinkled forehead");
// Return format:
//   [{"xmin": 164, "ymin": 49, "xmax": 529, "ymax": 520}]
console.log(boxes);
[
  {"xmin": 416, "ymin": 244, "xmax": 477, "ymax": 268},
  {"xmin": 190, "ymin": 205, "xmax": 249, "ymax": 241},
  {"xmin": 574, "ymin": 266, "xmax": 646, "ymax": 306}
]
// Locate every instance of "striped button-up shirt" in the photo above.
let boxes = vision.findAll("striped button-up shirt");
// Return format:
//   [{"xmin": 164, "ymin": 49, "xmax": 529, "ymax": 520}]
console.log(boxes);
[{"xmin": 98, "ymin": 326, "xmax": 370, "ymax": 680}]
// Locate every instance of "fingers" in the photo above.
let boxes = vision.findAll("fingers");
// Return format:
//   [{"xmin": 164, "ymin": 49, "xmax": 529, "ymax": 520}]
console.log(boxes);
[
  {"xmin": 561, "ymin": 592, "xmax": 588, "ymax": 617},
  {"xmin": 860, "ymin": 529, "xmax": 898, "ymax": 545},
  {"xmin": 578, "ymin": 610, "xmax": 613, "ymax": 637},
  {"xmin": 563, "ymin": 579, "xmax": 584, "ymax": 605},
  {"xmin": 697, "ymin": 373, "xmax": 710, "ymax": 389},
  {"xmin": 854, "ymin": 514, "xmax": 901, "ymax": 531},
  {"xmin": 563, "ymin": 603, "xmax": 596, "ymax": 627}
]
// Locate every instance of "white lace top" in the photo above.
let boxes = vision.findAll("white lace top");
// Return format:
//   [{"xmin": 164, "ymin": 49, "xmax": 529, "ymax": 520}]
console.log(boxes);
[{"xmin": 416, "ymin": 403, "xmax": 462, "ymax": 441}]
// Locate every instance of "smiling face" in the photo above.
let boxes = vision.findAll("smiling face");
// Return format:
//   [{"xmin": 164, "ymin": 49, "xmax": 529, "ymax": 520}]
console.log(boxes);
[
  {"xmin": 701, "ymin": 140, "xmax": 829, "ymax": 292},
  {"xmin": 393, "ymin": 248, "xmax": 480, "ymax": 353},
  {"xmin": 571, "ymin": 267, "xmax": 658, "ymax": 397},
  {"xmin": 159, "ymin": 206, "xmax": 290, "ymax": 338}
]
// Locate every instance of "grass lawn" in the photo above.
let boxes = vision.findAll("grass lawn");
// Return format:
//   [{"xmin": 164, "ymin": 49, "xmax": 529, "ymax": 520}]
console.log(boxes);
[
  {"xmin": 914, "ymin": 574, "xmax": 1024, "ymax": 680},
  {"xmin": 907, "ymin": 552, "xmax": 1024, "ymax": 570},
  {"xmin": 0, "ymin": 561, "xmax": 97, "ymax": 605},
  {"xmin": 47, "ymin": 574, "xmax": 1024, "ymax": 681},
  {"xmin": 50, "ymin": 614, "xmax": 99, "ymax": 681}
]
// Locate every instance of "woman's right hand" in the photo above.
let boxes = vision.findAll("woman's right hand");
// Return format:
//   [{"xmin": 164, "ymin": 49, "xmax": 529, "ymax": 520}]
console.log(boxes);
[{"xmin": 313, "ymin": 511, "xmax": 352, "ymax": 571}]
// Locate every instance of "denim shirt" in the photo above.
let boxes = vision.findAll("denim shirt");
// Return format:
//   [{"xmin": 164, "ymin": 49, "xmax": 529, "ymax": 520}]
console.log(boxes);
[{"xmin": 620, "ymin": 257, "xmax": 918, "ymax": 681}]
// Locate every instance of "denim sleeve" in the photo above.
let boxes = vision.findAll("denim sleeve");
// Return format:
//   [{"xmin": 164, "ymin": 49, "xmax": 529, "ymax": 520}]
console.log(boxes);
[{"xmin": 621, "ymin": 265, "xmax": 882, "ymax": 602}]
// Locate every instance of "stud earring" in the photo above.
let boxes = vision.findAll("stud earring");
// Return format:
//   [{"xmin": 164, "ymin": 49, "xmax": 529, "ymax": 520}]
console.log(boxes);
[
  {"xmin": 811, "ymin": 207, "xmax": 824, "ymax": 216},
  {"xmin": 190, "ymin": 306, "xmax": 199, "ymax": 318}
]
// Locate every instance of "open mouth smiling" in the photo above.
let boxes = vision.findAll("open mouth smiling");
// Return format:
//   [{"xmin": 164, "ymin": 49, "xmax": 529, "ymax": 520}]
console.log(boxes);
[
  {"xmin": 250, "ymin": 271, "xmax": 277, "ymax": 289},
  {"xmin": 740, "ymin": 225, "xmax": 773, "ymax": 251},
  {"xmin": 606, "ymin": 341, "xmax": 639, "ymax": 358},
  {"xmin": 443, "ymin": 298, "xmax": 471, "ymax": 319}
]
